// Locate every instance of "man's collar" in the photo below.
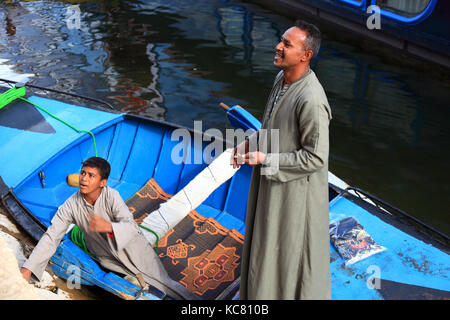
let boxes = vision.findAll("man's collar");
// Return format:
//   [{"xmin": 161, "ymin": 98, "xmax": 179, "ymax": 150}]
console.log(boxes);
[{"xmin": 282, "ymin": 67, "xmax": 312, "ymax": 86}]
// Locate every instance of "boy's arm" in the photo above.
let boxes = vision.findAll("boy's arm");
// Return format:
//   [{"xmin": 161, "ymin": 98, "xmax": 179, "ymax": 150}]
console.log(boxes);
[
  {"xmin": 21, "ymin": 200, "xmax": 74, "ymax": 282},
  {"xmin": 107, "ymin": 188, "xmax": 140, "ymax": 252}
]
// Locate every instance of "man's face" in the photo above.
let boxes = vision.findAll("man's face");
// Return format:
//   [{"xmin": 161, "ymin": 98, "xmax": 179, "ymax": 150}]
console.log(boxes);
[
  {"xmin": 274, "ymin": 27, "xmax": 309, "ymax": 69},
  {"xmin": 79, "ymin": 166, "xmax": 106, "ymax": 196}
]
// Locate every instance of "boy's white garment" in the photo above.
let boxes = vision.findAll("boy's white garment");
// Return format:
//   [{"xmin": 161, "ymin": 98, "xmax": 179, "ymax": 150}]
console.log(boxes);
[
  {"xmin": 22, "ymin": 186, "xmax": 198, "ymax": 300},
  {"xmin": 140, "ymin": 148, "xmax": 239, "ymax": 245}
]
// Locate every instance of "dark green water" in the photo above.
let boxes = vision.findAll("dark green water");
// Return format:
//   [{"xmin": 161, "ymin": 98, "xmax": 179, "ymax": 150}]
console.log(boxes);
[{"xmin": 0, "ymin": 0, "xmax": 449, "ymax": 235}]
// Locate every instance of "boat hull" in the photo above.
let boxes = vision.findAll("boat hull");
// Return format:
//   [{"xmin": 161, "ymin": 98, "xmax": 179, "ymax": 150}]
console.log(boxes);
[{"xmin": 0, "ymin": 92, "xmax": 448, "ymax": 300}]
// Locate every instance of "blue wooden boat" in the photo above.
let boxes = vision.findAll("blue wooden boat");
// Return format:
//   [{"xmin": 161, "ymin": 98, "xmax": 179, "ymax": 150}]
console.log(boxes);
[
  {"xmin": 0, "ymin": 82, "xmax": 449, "ymax": 300},
  {"xmin": 249, "ymin": 0, "xmax": 450, "ymax": 68}
]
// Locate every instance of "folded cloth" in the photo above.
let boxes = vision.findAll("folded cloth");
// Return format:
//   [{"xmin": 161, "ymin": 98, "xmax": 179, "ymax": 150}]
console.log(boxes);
[{"xmin": 140, "ymin": 148, "xmax": 239, "ymax": 245}]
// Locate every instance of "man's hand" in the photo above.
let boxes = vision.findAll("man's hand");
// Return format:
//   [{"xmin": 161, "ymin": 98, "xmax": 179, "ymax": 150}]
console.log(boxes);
[
  {"xmin": 20, "ymin": 267, "xmax": 32, "ymax": 283},
  {"xmin": 87, "ymin": 213, "xmax": 113, "ymax": 233},
  {"xmin": 230, "ymin": 139, "xmax": 249, "ymax": 169},
  {"xmin": 242, "ymin": 151, "xmax": 267, "ymax": 166}
]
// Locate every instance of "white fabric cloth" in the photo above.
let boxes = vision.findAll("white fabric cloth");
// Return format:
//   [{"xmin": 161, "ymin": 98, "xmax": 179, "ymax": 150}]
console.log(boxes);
[{"xmin": 140, "ymin": 148, "xmax": 239, "ymax": 245}]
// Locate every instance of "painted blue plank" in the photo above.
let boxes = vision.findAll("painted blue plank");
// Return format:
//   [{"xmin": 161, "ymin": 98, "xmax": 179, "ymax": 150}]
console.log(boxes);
[
  {"xmin": 121, "ymin": 122, "xmax": 165, "ymax": 189},
  {"xmin": 113, "ymin": 181, "xmax": 142, "ymax": 203},
  {"xmin": 195, "ymin": 203, "xmax": 222, "ymax": 220},
  {"xmin": 51, "ymin": 240, "xmax": 99, "ymax": 286},
  {"xmin": 215, "ymin": 211, "xmax": 245, "ymax": 233},
  {"xmin": 153, "ymin": 130, "xmax": 186, "ymax": 195},
  {"xmin": 202, "ymin": 178, "xmax": 231, "ymax": 212},
  {"xmin": 237, "ymin": 224, "xmax": 245, "ymax": 235},
  {"xmin": 223, "ymin": 164, "xmax": 253, "ymax": 223},
  {"xmin": 52, "ymin": 240, "xmax": 154, "ymax": 299},
  {"xmin": 176, "ymin": 138, "xmax": 207, "ymax": 192},
  {"xmin": 16, "ymin": 183, "xmax": 76, "ymax": 210},
  {"xmin": 107, "ymin": 120, "xmax": 139, "ymax": 184},
  {"xmin": 78, "ymin": 124, "xmax": 116, "ymax": 162},
  {"xmin": 19, "ymin": 201, "xmax": 56, "ymax": 228}
]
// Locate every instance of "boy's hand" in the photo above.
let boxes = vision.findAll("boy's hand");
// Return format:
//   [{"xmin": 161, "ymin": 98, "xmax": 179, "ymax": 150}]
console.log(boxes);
[
  {"xmin": 20, "ymin": 267, "xmax": 32, "ymax": 283},
  {"xmin": 87, "ymin": 213, "xmax": 113, "ymax": 233}
]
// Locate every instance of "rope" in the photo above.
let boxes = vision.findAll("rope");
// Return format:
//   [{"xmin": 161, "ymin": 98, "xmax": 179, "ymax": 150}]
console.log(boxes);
[
  {"xmin": 138, "ymin": 224, "xmax": 159, "ymax": 254},
  {"xmin": 18, "ymin": 97, "xmax": 98, "ymax": 157},
  {"xmin": 70, "ymin": 225, "xmax": 94, "ymax": 257},
  {"xmin": 0, "ymin": 78, "xmax": 114, "ymax": 110}
]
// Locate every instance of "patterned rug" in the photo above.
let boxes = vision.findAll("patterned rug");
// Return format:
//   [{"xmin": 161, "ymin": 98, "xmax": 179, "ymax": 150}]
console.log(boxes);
[{"xmin": 126, "ymin": 178, "xmax": 243, "ymax": 300}]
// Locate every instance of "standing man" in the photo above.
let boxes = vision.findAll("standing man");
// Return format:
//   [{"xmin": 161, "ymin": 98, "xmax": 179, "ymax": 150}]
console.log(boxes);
[{"xmin": 232, "ymin": 20, "xmax": 332, "ymax": 299}]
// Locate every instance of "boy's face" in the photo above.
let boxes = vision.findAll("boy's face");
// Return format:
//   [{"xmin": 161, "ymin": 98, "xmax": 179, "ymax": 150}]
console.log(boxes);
[{"xmin": 79, "ymin": 166, "xmax": 107, "ymax": 196}]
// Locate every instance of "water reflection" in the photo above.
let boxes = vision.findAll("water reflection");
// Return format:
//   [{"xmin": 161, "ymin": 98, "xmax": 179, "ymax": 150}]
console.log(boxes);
[
  {"xmin": 0, "ymin": 0, "xmax": 448, "ymax": 234},
  {"xmin": 0, "ymin": 58, "xmax": 34, "ymax": 83},
  {"xmin": 317, "ymin": 48, "xmax": 420, "ymax": 146}
]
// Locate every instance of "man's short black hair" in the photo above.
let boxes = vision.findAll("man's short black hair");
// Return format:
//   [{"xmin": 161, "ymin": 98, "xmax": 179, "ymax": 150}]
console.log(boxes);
[
  {"xmin": 82, "ymin": 157, "xmax": 111, "ymax": 180},
  {"xmin": 294, "ymin": 19, "xmax": 321, "ymax": 59}
]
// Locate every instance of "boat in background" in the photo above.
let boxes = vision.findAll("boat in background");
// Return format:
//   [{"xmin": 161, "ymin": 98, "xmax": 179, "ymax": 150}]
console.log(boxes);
[
  {"xmin": 245, "ymin": 0, "xmax": 450, "ymax": 69},
  {"xmin": 0, "ymin": 81, "xmax": 449, "ymax": 300}
]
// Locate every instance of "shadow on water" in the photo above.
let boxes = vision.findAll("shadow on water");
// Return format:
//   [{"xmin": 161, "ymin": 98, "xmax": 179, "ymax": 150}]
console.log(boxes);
[{"xmin": 0, "ymin": 0, "xmax": 448, "ymax": 236}]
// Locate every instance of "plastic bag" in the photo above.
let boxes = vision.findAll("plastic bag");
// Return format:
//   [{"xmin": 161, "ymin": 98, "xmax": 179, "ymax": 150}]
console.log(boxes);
[{"xmin": 329, "ymin": 217, "xmax": 386, "ymax": 266}]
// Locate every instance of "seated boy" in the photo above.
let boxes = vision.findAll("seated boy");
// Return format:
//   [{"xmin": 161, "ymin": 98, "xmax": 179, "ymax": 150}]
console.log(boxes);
[{"xmin": 20, "ymin": 157, "xmax": 197, "ymax": 300}]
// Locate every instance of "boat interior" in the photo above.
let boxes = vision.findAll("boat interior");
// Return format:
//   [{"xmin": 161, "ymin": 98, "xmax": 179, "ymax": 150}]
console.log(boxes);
[
  {"xmin": 12, "ymin": 112, "xmax": 340, "ymax": 234},
  {"xmin": 2, "ymin": 94, "xmax": 449, "ymax": 300},
  {"xmin": 14, "ymin": 115, "xmax": 249, "ymax": 229}
]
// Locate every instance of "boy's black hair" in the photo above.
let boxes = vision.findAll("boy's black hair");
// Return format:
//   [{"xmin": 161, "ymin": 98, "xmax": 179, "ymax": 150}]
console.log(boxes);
[
  {"xmin": 82, "ymin": 157, "xmax": 111, "ymax": 180},
  {"xmin": 294, "ymin": 19, "xmax": 321, "ymax": 59}
]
